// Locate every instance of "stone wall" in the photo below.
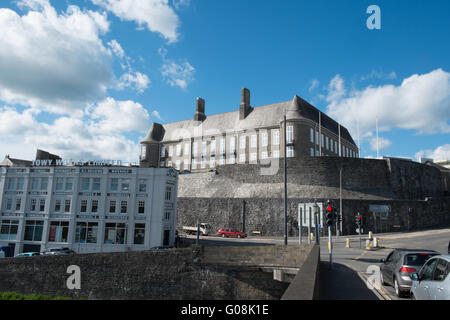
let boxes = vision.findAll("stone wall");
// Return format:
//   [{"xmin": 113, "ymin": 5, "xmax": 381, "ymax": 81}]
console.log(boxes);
[{"xmin": 0, "ymin": 245, "xmax": 314, "ymax": 300}]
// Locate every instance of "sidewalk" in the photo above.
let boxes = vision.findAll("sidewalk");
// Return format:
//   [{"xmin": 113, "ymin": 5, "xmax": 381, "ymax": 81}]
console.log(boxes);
[{"xmin": 318, "ymin": 261, "xmax": 380, "ymax": 300}]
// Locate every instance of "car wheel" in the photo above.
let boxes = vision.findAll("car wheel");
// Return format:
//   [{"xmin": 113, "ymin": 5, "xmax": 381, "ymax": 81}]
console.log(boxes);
[{"xmin": 394, "ymin": 278, "xmax": 402, "ymax": 297}]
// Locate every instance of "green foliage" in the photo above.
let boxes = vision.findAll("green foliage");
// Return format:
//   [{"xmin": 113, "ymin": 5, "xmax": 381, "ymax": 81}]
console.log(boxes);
[{"xmin": 0, "ymin": 292, "xmax": 75, "ymax": 300}]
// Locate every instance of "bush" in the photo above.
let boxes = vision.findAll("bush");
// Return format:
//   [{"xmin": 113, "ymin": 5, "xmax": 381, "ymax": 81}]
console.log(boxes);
[{"xmin": 0, "ymin": 292, "xmax": 74, "ymax": 300}]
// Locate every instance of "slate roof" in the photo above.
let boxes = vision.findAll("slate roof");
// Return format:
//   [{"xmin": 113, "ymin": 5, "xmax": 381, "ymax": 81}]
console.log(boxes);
[
  {"xmin": 145, "ymin": 95, "xmax": 356, "ymax": 145},
  {"xmin": 0, "ymin": 155, "xmax": 32, "ymax": 167}
]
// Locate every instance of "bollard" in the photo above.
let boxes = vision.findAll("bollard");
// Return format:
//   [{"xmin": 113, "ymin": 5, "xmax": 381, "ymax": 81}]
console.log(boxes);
[
  {"xmin": 368, "ymin": 231, "xmax": 373, "ymax": 241},
  {"xmin": 373, "ymin": 237, "xmax": 378, "ymax": 248},
  {"xmin": 366, "ymin": 239, "xmax": 371, "ymax": 249},
  {"xmin": 310, "ymin": 233, "xmax": 314, "ymax": 242},
  {"xmin": 346, "ymin": 238, "xmax": 350, "ymax": 248}
]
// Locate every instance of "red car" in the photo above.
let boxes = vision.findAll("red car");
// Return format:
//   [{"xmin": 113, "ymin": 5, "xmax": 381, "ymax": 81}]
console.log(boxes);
[{"xmin": 218, "ymin": 228, "xmax": 247, "ymax": 238}]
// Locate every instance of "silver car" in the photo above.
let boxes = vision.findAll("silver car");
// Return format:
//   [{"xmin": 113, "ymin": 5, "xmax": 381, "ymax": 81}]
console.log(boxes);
[
  {"xmin": 380, "ymin": 249, "xmax": 439, "ymax": 297},
  {"xmin": 411, "ymin": 255, "xmax": 450, "ymax": 300}
]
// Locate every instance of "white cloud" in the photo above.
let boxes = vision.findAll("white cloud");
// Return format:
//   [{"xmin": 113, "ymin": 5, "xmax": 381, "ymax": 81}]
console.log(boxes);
[
  {"xmin": 0, "ymin": 98, "xmax": 150, "ymax": 162},
  {"xmin": 158, "ymin": 48, "xmax": 195, "ymax": 89},
  {"xmin": 360, "ymin": 70, "xmax": 397, "ymax": 81},
  {"xmin": 369, "ymin": 137, "xmax": 392, "ymax": 152},
  {"xmin": 92, "ymin": 0, "xmax": 180, "ymax": 43},
  {"xmin": 118, "ymin": 71, "xmax": 151, "ymax": 93},
  {"xmin": 415, "ymin": 144, "xmax": 450, "ymax": 161},
  {"xmin": 0, "ymin": 0, "xmax": 114, "ymax": 115},
  {"xmin": 326, "ymin": 69, "xmax": 450, "ymax": 138},
  {"xmin": 151, "ymin": 110, "xmax": 163, "ymax": 121},
  {"xmin": 108, "ymin": 39, "xmax": 125, "ymax": 59},
  {"xmin": 309, "ymin": 79, "xmax": 319, "ymax": 92}
]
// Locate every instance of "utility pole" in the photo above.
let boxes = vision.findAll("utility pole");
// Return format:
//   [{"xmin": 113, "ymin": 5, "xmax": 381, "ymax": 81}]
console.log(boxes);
[
  {"xmin": 339, "ymin": 167, "xmax": 343, "ymax": 236},
  {"xmin": 283, "ymin": 114, "xmax": 288, "ymax": 245}
]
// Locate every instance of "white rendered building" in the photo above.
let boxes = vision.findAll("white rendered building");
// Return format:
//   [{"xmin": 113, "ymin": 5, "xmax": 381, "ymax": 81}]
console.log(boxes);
[{"xmin": 0, "ymin": 157, "xmax": 178, "ymax": 256}]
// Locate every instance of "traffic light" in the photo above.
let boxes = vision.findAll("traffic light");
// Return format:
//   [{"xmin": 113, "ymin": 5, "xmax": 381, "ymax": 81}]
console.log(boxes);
[
  {"xmin": 325, "ymin": 202, "xmax": 335, "ymax": 227},
  {"xmin": 355, "ymin": 215, "xmax": 362, "ymax": 226}
]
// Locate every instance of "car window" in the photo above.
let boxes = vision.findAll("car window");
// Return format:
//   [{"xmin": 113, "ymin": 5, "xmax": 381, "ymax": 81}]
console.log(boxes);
[
  {"xmin": 433, "ymin": 259, "xmax": 449, "ymax": 281},
  {"xmin": 420, "ymin": 259, "xmax": 438, "ymax": 281},
  {"xmin": 386, "ymin": 251, "xmax": 394, "ymax": 262},
  {"xmin": 404, "ymin": 253, "xmax": 437, "ymax": 266}
]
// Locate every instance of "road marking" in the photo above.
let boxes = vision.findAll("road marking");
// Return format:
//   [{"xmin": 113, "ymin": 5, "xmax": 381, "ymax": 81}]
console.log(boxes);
[{"xmin": 353, "ymin": 251, "xmax": 368, "ymax": 261}]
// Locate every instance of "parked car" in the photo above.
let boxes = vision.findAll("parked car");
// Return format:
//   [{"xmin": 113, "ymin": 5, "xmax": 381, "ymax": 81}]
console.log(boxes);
[
  {"xmin": 217, "ymin": 228, "xmax": 247, "ymax": 238},
  {"xmin": 410, "ymin": 255, "xmax": 450, "ymax": 300},
  {"xmin": 14, "ymin": 252, "xmax": 40, "ymax": 258},
  {"xmin": 379, "ymin": 249, "xmax": 439, "ymax": 297},
  {"xmin": 42, "ymin": 247, "xmax": 76, "ymax": 255},
  {"xmin": 0, "ymin": 251, "xmax": 5, "ymax": 258}
]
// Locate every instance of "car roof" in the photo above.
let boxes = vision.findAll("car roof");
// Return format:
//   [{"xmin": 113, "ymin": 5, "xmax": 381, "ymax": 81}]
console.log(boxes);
[
  {"xmin": 429, "ymin": 254, "xmax": 450, "ymax": 262},
  {"xmin": 394, "ymin": 249, "xmax": 439, "ymax": 254}
]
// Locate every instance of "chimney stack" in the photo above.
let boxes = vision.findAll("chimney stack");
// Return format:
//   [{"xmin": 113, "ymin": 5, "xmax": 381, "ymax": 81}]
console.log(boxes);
[
  {"xmin": 194, "ymin": 97, "xmax": 206, "ymax": 122},
  {"xmin": 239, "ymin": 88, "xmax": 252, "ymax": 120}
]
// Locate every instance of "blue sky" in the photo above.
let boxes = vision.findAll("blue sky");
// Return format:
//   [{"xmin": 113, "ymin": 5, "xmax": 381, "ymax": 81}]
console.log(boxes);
[{"xmin": 0, "ymin": 0, "xmax": 449, "ymax": 162}]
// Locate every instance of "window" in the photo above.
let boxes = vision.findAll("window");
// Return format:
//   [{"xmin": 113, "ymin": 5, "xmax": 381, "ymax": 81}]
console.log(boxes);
[
  {"xmin": 201, "ymin": 158, "xmax": 206, "ymax": 169},
  {"xmin": 250, "ymin": 134, "xmax": 257, "ymax": 148},
  {"xmin": 331, "ymin": 139, "xmax": 334, "ymax": 152},
  {"xmin": 30, "ymin": 199, "xmax": 36, "ymax": 211},
  {"xmin": 310, "ymin": 128, "xmax": 314, "ymax": 143},
  {"xmin": 175, "ymin": 160, "xmax": 181, "ymax": 171},
  {"xmin": 219, "ymin": 156, "xmax": 225, "ymax": 165},
  {"xmin": 5, "ymin": 198, "xmax": 12, "ymax": 211},
  {"xmin": 240, "ymin": 136, "xmax": 246, "ymax": 149},
  {"xmin": 104, "ymin": 223, "xmax": 127, "ymax": 244},
  {"xmin": 7, "ymin": 178, "xmax": 15, "ymax": 190},
  {"xmin": 139, "ymin": 179, "xmax": 147, "ymax": 192},
  {"xmin": 272, "ymin": 150, "xmax": 280, "ymax": 159},
  {"xmin": 287, "ymin": 146, "xmax": 294, "ymax": 158},
  {"xmin": 75, "ymin": 222, "xmax": 98, "ymax": 244},
  {"xmin": 184, "ymin": 142, "xmax": 190, "ymax": 156},
  {"xmin": 335, "ymin": 141, "xmax": 338, "ymax": 155},
  {"xmin": 272, "ymin": 130, "xmax": 280, "ymax": 145},
  {"xmin": 261, "ymin": 132, "xmax": 268, "ymax": 147},
  {"xmin": 160, "ymin": 146, "xmax": 166, "ymax": 158},
  {"xmin": 40, "ymin": 178, "xmax": 48, "ymax": 191},
  {"xmin": 39, "ymin": 199, "xmax": 45, "ymax": 212},
  {"xmin": 24, "ymin": 220, "xmax": 44, "ymax": 241},
  {"xmin": 48, "ymin": 221, "xmax": 69, "ymax": 242},
  {"xmin": 287, "ymin": 126, "xmax": 294, "ymax": 143},
  {"xmin": 250, "ymin": 152, "xmax": 257, "ymax": 162},
  {"xmin": 191, "ymin": 159, "xmax": 197, "ymax": 169},
  {"xmin": 56, "ymin": 178, "xmax": 64, "ymax": 191},
  {"xmin": 164, "ymin": 212, "xmax": 171, "ymax": 220},
  {"xmin": 168, "ymin": 145, "xmax": 174, "ymax": 157},
  {"xmin": 230, "ymin": 137, "xmax": 236, "ymax": 153},
  {"xmin": 193, "ymin": 142, "xmax": 198, "ymax": 156},
  {"xmin": 420, "ymin": 259, "xmax": 438, "ymax": 281},
  {"xmin": 0, "ymin": 220, "xmax": 19, "ymax": 241},
  {"xmin": 168, "ymin": 160, "xmax": 172, "ymax": 168},
  {"xmin": 176, "ymin": 144, "xmax": 182, "ymax": 156},
  {"xmin": 15, "ymin": 198, "xmax": 21, "ymax": 211},
  {"xmin": 121, "ymin": 179, "xmax": 130, "ymax": 192},
  {"xmin": 31, "ymin": 178, "xmax": 39, "ymax": 190},
  {"xmin": 239, "ymin": 153, "xmax": 246, "ymax": 163},
  {"xmin": 220, "ymin": 138, "xmax": 226, "ymax": 154},
  {"xmin": 17, "ymin": 178, "xmax": 24, "ymax": 190},
  {"xmin": 80, "ymin": 200, "xmax": 87, "ymax": 212},
  {"xmin": 165, "ymin": 186, "xmax": 173, "ymax": 201},
  {"xmin": 210, "ymin": 157, "xmax": 215, "ymax": 168},
  {"xmin": 184, "ymin": 159, "xmax": 189, "ymax": 170},
  {"xmin": 64, "ymin": 200, "xmax": 71, "ymax": 212},
  {"xmin": 55, "ymin": 199, "xmax": 61, "ymax": 212},
  {"xmin": 228, "ymin": 154, "xmax": 236, "ymax": 164},
  {"xmin": 310, "ymin": 148, "xmax": 315, "ymax": 157},
  {"xmin": 140, "ymin": 145, "xmax": 147, "ymax": 159},
  {"xmin": 138, "ymin": 201, "xmax": 145, "ymax": 214},
  {"xmin": 91, "ymin": 200, "xmax": 98, "ymax": 213},
  {"xmin": 210, "ymin": 140, "xmax": 216, "ymax": 155},
  {"xmin": 92, "ymin": 178, "xmax": 101, "ymax": 191},
  {"xmin": 202, "ymin": 141, "xmax": 207, "ymax": 155},
  {"xmin": 65, "ymin": 178, "xmax": 73, "ymax": 191},
  {"xmin": 326, "ymin": 137, "xmax": 329, "ymax": 150},
  {"xmin": 81, "ymin": 178, "xmax": 90, "ymax": 191},
  {"xmin": 120, "ymin": 201, "xmax": 127, "ymax": 214},
  {"xmin": 109, "ymin": 200, "xmax": 116, "ymax": 213},
  {"xmin": 433, "ymin": 259, "xmax": 449, "ymax": 281},
  {"xmin": 134, "ymin": 224, "xmax": 145, "ymax": 244},
  {"xmin": 261, "ymin": 151, "xmax": 268, "ymax": 160},
  {"xmin": 321, "ymin": 134, "xmax": 324, "ymax": 148}
]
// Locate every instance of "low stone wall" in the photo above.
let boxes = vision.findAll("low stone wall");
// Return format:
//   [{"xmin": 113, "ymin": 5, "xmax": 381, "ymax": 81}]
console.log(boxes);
[{"xmin": 0, "ymin": 245, "xmax": 314, "ymax": 300}]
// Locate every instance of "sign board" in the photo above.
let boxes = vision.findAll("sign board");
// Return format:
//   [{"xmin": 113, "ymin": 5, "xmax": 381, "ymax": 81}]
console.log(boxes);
[{"xmin": 297, "ymin": 203, "xmax": 324, "ymax": 227}]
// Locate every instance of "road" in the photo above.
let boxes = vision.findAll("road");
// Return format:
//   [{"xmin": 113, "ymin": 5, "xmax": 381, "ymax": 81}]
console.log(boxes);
[{"xmin": 181, "ymin": 227, "xmax": 450, "ymax": 300}]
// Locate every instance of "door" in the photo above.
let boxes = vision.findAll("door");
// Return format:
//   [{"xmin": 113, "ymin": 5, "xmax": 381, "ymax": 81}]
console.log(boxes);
[
  {"xmin": 430, "ymin": 259, "xmax": 449, "ymax": 300},
  {"xmin": 22, "ymin": 244, "xmax": 41, "ymax": 253},
  {"xmin": 383, "ymin": 251, "xmax": 398, "ymax": 285},
  {"xmin": 415, "ymin": 258, "xmax": 438, "ymax": 299},
  {"xmin": 163, "ymin": 230, "xmax": 170, "ymax": 246}
]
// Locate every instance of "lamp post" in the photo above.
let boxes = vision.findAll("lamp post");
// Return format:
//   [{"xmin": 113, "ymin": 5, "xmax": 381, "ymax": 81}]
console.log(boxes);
[{"xmin": 283, "ymin": 114, "xmax": 288, "ymax": 246}]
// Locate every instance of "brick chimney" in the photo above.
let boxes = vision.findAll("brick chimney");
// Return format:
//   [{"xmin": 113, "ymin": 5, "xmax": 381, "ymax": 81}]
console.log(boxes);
[
  {"xmin": 194, "ymin": 97, "xmax": 206, "ymax": 122},
  {"xmin": 239, "ymin": 88, "xmax": 252, "ymax": 120}
]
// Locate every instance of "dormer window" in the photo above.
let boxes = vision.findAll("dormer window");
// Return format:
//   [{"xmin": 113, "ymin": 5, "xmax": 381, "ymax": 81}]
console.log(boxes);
[{"xmin": 141, "ymin": 145, "xmax": 147, "ymax": 160}]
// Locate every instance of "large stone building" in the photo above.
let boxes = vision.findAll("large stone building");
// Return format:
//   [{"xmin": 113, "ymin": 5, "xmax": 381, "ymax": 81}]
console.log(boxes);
[
  {"xmin": 0, "ymin": 150, "xmax": 178, "ymax": 256},
  {"xmin": 140, "ymin": 88, "xmax": 359, "ymax": 171}
]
